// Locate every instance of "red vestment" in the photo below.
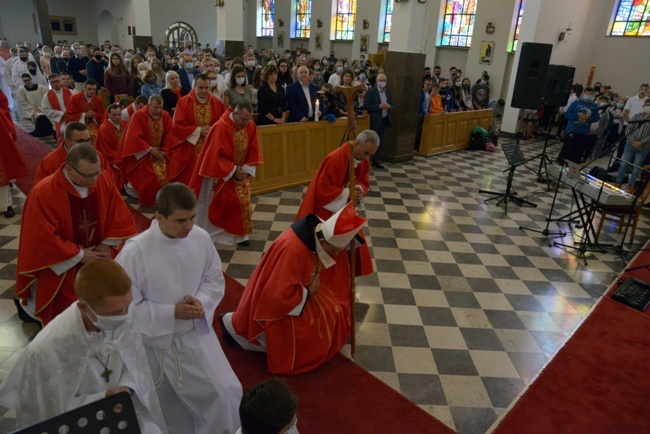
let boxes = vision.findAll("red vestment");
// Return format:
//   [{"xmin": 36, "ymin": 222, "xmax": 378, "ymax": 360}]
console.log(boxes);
[
  {"xmin": 168, "ymin": 90, "xmax": 224, "ymax": 184},
  {"xmin": 115, "ymin": 106, "xmax": 172, "ymax": 205},
  {"xmin": 0, "ymin": 90, "xmax": 27, "ymax": 186},
  {"xmin": 231, "ymin": 223, "xmax": 350, "ymax": 375},
  {"xmin": 189, "ymin": 111, "xmax": 263, "ymax": 236},
  {"xmin": 295, "ymin": 143, "xmax": 374, "ymax": 276},
  {"xmin": 16, "ymin": 169, "xmax": 137, "ymax": 325},
  {"xmin": 34, "ymin": 141, "xmax": 112, "ymax": 185},
  {"xmin": 46, "ymin": 87, "xmax": 72, "ymax": 140},
  {"xmin": 96, "ymin": 119, "xmax": 127, "ymax": 188},
  {"xmin": 65, "ymin": 92, "xmax": 104, "ymax": 144}
]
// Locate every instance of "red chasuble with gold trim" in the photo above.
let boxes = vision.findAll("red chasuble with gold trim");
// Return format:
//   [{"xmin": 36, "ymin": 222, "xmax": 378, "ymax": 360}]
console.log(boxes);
[
  {"xmin": 65, "ymin": 92, "xmax": 104, "ymax": 144},
  {"xmin": 189, "ymin": 110, "xmax": 263, "ymax": 236},
  {"xmin": 168, "ymin": 90, "xmax": 224, "ymax": 184},
  {"xmin": 115, "ymin": 106, "xmax": 172, "ymax": 205},
  {"xmin": 16, "ymin": 169, "xmax": 137, "ymax": 325}
]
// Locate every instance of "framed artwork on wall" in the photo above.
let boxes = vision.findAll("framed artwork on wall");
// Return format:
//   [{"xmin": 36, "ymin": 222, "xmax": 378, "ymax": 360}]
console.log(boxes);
[
  {"xmin": 480, "ymin": 41, "xmax": 494, "ymax": 65},
  {"xmin": 360, "ymin": 34, "xmax": 369, "ymax": 53},
  {"xmin": 316, "ymin": 33, "xmax": 323, "ymax": 50}
]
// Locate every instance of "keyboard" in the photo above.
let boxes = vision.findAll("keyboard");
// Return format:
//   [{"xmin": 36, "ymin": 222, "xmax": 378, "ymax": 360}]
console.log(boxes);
[
  {"xmin": 547, "ymin": 164, "xmax": 635, "ymax": 206},
  {"xmin": 612, "ymin": 278, "xmax": 650, "ymax": 311}
]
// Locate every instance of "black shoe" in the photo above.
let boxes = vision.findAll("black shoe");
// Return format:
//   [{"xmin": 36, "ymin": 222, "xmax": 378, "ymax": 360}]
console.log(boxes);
[
  {"xmin": 372, "ymin": 163, "xmax": 385, "ymax": 169},
  {"xmin": 218, "ymin": 313, "xmax": 240, "ymax": 348},
  {"xmin": 4, "ymin": 207, "xmax": 15, "ymax": 218},
  {"xmin": 643, "ymin": 202, "xmax": 650, "ymax": 209},
  {"xmin": 13, "ymin": 298, "xmax": 40, "ymax": 324},
  {"xmin": 238, "ymin": 240, "xmax": 250, "ymax": 247}
]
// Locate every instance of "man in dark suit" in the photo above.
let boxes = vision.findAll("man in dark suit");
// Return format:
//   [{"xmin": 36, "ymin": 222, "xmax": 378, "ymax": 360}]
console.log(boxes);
[
  {"xmin": 364, "ymin": 73, "xmax": 393, "ymax": 169},
  {"xmin": 286, "ymin": 65, "xmax": 320, "ymax": 123},
  {"xmin": 177, "ymin": 53, "xmax": 199, "ymax": 90}
]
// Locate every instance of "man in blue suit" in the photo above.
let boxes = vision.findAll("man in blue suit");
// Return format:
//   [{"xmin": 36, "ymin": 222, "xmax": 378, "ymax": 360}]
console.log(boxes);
[
  {"xmin": 364, "ymin": 73, "xmax": 393, "ymax": 169},
  {"xmin": 177, "ymin": 53, "xmax": 199, "ymax": 90},
  {"xmin": 286, "ymin": 65, "xmax": 320, "ymax": 123}
]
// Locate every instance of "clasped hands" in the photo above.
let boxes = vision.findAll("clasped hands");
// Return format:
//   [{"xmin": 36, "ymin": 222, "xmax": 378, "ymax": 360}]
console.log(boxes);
[{"xmin": 175, "ymin": 295, "xmax": 205, "ymax": 320}]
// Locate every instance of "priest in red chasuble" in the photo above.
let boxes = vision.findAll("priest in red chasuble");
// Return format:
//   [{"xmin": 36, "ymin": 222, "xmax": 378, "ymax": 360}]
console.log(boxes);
[
  {"xmin": 65, "ymin": 79, "xmax": 104, "ymax": 145},
  {"xmin": 41, "ymin": 72, "xmax": 72, "ymax": 140},
  {"xmin": 95, "ymin": 104, "xmax": 126, "ymax": 187},
  {"xmin": 115, "ymin": 94, "xmax": 172, "ymax": 206},
  {"xmin": 189, "ymin": 101, "xmax": 262, "ymax": 245},
  {"xmin": 296, "ymin": 129, "xmax": 378, "ymax": 277},
  {"xmin": 220, "ymin": 202, "xmax": 366, "ymax": 375},
  {"xmin": 168, "ymin": 73, "xmax": 225, "ymax": 185},
  {"xmin": 0, "ymin": 89, "xmax": 28, "ymax": 217},
  {"xmin": 16, "ymin": 143, "xmax": 137, "ymax": 326},
  {"xmin": 34, "ymin": 122, "xmax": 112, "ymax": 185}
]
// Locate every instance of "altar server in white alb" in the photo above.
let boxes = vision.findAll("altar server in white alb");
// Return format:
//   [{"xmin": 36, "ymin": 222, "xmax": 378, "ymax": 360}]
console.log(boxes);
[
  {"xmin": 0, "ymin": 259, "xmax": 168, "ymax": 434},
  {"xmin": 116, "ymin": 182, "xmax": 242, "ymax": 434}
]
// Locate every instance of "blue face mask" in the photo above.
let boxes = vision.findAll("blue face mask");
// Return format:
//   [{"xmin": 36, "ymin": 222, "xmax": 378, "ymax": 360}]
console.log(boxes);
[
  {"xmin": 583, "ymin": 94, "xmax": 594, "ymax": 103},
  {"xmin": 337, "ymin": 67, "xmax": 343, "ymax": 74},
  {"xmin": 359, "ymin": 73, "xmax": 366, "ymax": 80}
]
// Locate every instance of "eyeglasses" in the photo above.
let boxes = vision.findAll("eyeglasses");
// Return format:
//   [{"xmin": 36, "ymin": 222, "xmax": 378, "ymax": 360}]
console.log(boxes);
[{"xmin": 71, "ymin": 165, "xmax": 102, "ymax": 179}]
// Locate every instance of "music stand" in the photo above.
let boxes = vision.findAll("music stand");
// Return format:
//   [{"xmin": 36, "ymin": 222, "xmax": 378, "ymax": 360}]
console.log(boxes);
[
  {"xmin": 12, "ymin": 391, "xmax": 141, "ymax": 434},
  {"xmin": 480, "ymin": 141, "xmax": 538, "ymax": 214}
]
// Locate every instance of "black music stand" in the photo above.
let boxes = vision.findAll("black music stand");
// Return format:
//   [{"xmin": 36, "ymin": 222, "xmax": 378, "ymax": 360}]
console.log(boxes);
[
  {"xmin": 480, "ymin": 141, "xmax": 537, "ymax": 214},
  {"xmin": 12, "ymin": 392, "xmax": 141, "ymax": 434}
]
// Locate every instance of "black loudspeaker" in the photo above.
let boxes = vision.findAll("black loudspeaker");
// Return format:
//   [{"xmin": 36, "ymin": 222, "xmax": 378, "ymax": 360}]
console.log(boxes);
[
  {"xmin": 543, "ymin": 64, "xmax": 575, "ymax": 107},
  {"xmin": 511, "ymin": 43, "xmax": 553, "ymax": 109}
]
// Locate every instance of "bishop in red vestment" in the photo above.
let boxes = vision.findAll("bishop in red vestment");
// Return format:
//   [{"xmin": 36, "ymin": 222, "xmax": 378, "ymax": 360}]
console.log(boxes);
[
  {"xmin": 115, "ymin": 95, "xmax": 172, "ymax": 206},
  {"xmin": 95, "ymin": 104, "xmax": 126, "ymax": 187},
  {"xmin": 220, "ymin": 203, "xmax": 366, "ymax": 375},
  {"xmin": 0, "ymin": 89, "xmax": 28, "ymax": 216},
  {"xmin": 16, "ymin": 143, "xmax": 137, "ymax": 325},
  {"xmin": 34, "ymin": 122, "xmax": 112, "ymax": 185},
  {"xmin": 65, "ymin": 79, "xmax": 104, "ymax": 145},
  {"xmin": 189, "ymin": 102, "xmax": 263, "ymax": 245},
  {"xmin": 168, "ymin": 74, "xmax": 225, "ymax": 184},
  {"xmin": 295, "ymin": 130, "xmax": 379, "ymax": 277}
]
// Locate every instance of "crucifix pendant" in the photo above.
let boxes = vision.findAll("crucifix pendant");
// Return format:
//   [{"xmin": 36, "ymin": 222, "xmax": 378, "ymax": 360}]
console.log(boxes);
[{"xmin": 101, "ymin": 367, "xmax": 112, "ymax": 383}]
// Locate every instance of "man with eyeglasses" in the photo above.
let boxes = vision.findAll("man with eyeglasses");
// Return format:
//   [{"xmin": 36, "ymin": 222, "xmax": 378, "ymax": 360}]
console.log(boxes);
[
  {"xmin": 34, "ymin": 122, "xmax": 112, "ymax": 184},
  {"xmin": 41, "ymin": 72, "xmax": 72, "ymax": 140},
  {"xmin": 189, "ymin": 101, "xmax": 263, "ymax": 246},
  {"xmin": 16, "ymin": 143, "xmax": 137, "ymax": 326}
]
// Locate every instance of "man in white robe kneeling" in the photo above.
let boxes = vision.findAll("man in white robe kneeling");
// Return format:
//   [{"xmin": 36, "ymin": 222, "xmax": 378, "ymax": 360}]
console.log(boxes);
[
  {"xmin": 116, "ymin": 182, "xmax": 242, "ymax": 434},
  {"xmin": 0, "ymin": 259, "xmax": 168, "ymax": 434}
]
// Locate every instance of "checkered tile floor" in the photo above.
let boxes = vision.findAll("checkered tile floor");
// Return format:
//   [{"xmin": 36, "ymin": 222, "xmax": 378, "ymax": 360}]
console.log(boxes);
[{"xmin": 0, "ymin": 114, "xmax": 646, "ymax": 433}]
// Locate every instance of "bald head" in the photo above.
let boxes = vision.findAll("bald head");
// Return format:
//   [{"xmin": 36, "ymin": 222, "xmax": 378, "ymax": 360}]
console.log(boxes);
[{"xmin": 297, "ymin": 65, "xmax": 310, "ymax": 84}]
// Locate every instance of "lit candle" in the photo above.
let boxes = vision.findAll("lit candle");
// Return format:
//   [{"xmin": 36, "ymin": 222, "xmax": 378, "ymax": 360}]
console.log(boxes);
[{"xmin": 315, "ymin": 99, "xmax": 320, "ymax": 122}]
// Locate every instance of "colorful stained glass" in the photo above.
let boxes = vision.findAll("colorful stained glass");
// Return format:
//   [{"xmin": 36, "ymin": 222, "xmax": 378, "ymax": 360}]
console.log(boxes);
[
  {"xmin": 295, "ymin": 0, "xmax": 312, "ymax": 39},
  {"xmin": 335, "ymin": 0, "xmax": 357, "ymax": 41},
  {"xmin": 383, "ymin": 0, "xmax": 393, "ymax": 43},
  {"xmin": 512, "ymin": 0, "xmax": 526, "ymax": 51},
  {"xmin": 610, "ymin": 0, "xmax": 650, "ymax": 36},
  {"xmin": 440, "ymin": 0, "xmax": 478, "ymax": 47},
  {"xmin": 260, "ymin": 0, "xmax": 274, "ymax": 37}
]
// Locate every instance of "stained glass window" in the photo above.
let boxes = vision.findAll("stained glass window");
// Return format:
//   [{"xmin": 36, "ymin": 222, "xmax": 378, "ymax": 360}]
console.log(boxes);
[
  {"xmin": 259, "ymin": 0, "xmax": 274, "ymax": 37},
  {"xmin": 335, "ymin": 0, "xmax": 357, "ymax": 41},
  {"xmin": 440, "ymin": 0, "xmax": 477, "ymax": 47},
  {"xmin": 383, "ymin": 0, "xmax": 393, "ymax": 43},
  {"xmin": 511, "ymin": 0, "xmax": 525, "ymax": 51},
  {"xmin": 610, "ymin": 0, "xmax": 650, "ymax": 36},
  {"xmin": 295, "ymin": 0, "xmax": 312, "ymax": 39}
]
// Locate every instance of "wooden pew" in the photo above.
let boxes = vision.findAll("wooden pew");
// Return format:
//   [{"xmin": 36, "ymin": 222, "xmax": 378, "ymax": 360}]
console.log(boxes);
[{"xmin": 418, "ymin": 109, "xmax": 493, "ymax": 156}]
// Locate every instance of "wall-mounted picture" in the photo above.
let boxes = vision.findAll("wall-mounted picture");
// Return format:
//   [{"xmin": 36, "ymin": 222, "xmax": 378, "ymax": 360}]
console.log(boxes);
[
  {"xmin": 360, "ymin": 34, "xmax": 369, "ymax": 53},
  {"xmin": 277, "ymin": 31, "xmax": 284, "ymax": 48},
  {"xmin": 480, "ymin": 41, "xmax": 494, "ymax": 65},
  {"xmin": 316, "ymin": 33, "xmax": 323, "ymax": 50}
]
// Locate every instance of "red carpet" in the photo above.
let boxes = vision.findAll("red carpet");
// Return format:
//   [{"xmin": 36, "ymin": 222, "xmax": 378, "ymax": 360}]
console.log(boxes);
[
  {"xmin": 215, "ymin": 274, "xmax": 455, "ymax": 434},
  {"xmin": 14, "ymin": 124, "xmax": 455, "ymax": 434},
  {"xmin": 493, "ymin": 247, "xmax": 650, "ymax": 434}
]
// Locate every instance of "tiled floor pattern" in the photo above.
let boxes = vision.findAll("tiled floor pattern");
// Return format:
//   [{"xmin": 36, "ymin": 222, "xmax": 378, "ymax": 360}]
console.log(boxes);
[{"xmin": 0, "ymin": 115, "xmax": 645, "ymax": 433}]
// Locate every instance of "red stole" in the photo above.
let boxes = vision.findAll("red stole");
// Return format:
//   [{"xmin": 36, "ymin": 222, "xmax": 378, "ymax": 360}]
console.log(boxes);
[{"xmin": 46, "ymin": 88, "xmax": 72, "ymax": 112}]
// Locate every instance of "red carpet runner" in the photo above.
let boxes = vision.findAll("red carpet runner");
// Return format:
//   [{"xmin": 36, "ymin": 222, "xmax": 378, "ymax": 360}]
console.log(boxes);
[
  {"xmin": 493, "ymin": 250, "xmax": 650, "ymax": 434},
  {"xmin": 14, "ymin": 126, "xmax": 455, "ymax": 434}
]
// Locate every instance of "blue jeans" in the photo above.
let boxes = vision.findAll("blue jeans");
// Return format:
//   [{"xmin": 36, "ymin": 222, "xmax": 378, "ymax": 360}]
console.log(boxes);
[{"xmin": 617, "ymin": 142, "xmax": 649, "ymax": 187}]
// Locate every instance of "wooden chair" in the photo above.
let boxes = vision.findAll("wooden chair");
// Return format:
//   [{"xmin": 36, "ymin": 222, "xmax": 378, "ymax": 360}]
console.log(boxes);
[{"xmin": 595, "ymin": 165, "xmax": 650, "ymax": 245}]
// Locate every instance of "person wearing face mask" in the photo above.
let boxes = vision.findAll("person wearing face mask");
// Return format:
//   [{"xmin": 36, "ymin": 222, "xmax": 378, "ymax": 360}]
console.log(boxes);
[
  {"xmin": 616, "ymin": 99, "xmax": 650, "ymax": 191},
  {"xmin": 327, "ymin": 61, "xmax": 344, "ymax": 88},
  {"xmin": 116, "ymin": 94, "xmax": 174, "ymax": 205},
  {"xmin": 0, "ymin": 258, "xmax": 168, "ymax": 434},
  {"xmin": 67, "ymin": 43, "xmax": 90, "ymax": 91},
  {"xmin": 85, "ymin": 48, "xmax": 109, "ymax": 88},
  {"xmin": 115, "ymin": 183, "xmax": 242, "ymax": 434},
  {"xmin": 140, "ymin": 70, "xmax": 163, "ymax": 98},
  {"xmin": 177, "ymin": 53, "xmax": 198, "ymax": 90},
  {"xmin": 438, "ymin": 78, "xmax": 455, "ymax": 113},
  {"xmin": 556, "ymin": 87, "xmax": 600, "ymax": 164},
  {"xmin": 15, "ymin": 143, "xmax": 136, "ymax": 326},
  {"xmin": 168, "ymin": 73, "xmax": 225, "ymax": 184},
  {"xmin": 276, "ymin": 59, "xmax": 293, "ymax": 89},
  {"xmin": 10, "ymin": 48, "xmax": 34, "ymax": 90},
  {"xmin": 364, "ymin": 73, "xmax": 393, "ymax": 169},
  {"xmin": 201, "ymin": 58, "xmax": 227, "ymax": 99},
  {"xmin": 243, "ymin": 52, "xmax": 258, "ymax": 85},
  {"xmin": 471, "ymin": 73, "xmax": 490, "ymax": 110},
  {"xmin": 309, "ymin": 59, "xmax": 324, "ymax": 87},
  {"xmin": 606, "ymin": 96, "xmax": 628, "ymax": 164},
  {"xmin": 39, "ymin": 45, "xmax": 53, "ymax": 76},
  {"xmin": 25, "ymin": 60, "xmax": 47, "ymax": 87},
  {"xmin": 224, "ymin": 65, "xmax": 254, "ymax": 110}
]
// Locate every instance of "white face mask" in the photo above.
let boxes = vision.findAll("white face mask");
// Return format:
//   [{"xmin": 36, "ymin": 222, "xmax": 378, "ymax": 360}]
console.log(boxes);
[
  {"xmin": 236, "ymin": 77, "xmax": 246, "ymax": 85},
  {"xmin": 644, "ymin": 106, "xmax": 650, "ymax": 115},
  {"xmin": 377, "ymin": 81, "xmax": 386, "ymax": 89},
  {"xmin": 247, "ymin": 60, "xmax": 255, "ymax": 68},
  {"xmin": 209, "ymin": 79, "xmax": 218, "ymax": 88},
  {"xmin": 85, "ymin": 303, "xmax": 132, "ymax": 331}
]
